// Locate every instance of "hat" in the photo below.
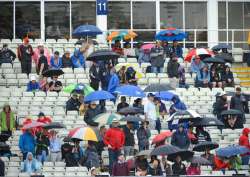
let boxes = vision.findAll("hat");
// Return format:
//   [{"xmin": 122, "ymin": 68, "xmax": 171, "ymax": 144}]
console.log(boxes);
[
  {"xmin": 38, "ymin": 112, "xmax": 45, "ymax": 117},
  {"xmin": 65, "ymin": 50, "xmax": 70, "ymax": 54},
  {"xmin": 147, "ymin": 93, "xmax": 155, "ymax": 97},
  {"xmin": 225, "ymin": 63, "xmax": 231, "ymax": 68},
  {"xmin": 30, "ymin": 75, "xmax": 36, "ymax": 81},
  {"xmin": 3, "ymin": 103, "xmax": 10, "ymax": 108},
  {"xmin": 90, "ymin": 167, "xmax": 96, "ymax": 173},
  {"xmin": 219, "ymin": 91, "xmax": 227, "ymax": 97},
  {"xmin": 112, "ymin": 118, "xmax": 119, "ymax": 123}
]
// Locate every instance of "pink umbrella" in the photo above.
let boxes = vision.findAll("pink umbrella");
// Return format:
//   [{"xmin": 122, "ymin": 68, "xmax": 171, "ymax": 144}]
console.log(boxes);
[
  {"xmin": 140, "ymin": 43, "xmax": 155, "ymax": 51},
  {"xmin": 32, "ymin": 47, "xmax": 51, "ymax": 66},
  {"xmin": 22, "ymin": 121, "xmax": 45, "ymax": 130}
]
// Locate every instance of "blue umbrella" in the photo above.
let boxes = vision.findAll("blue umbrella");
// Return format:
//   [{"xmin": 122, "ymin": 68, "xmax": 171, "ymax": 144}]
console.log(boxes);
[
  {"xmin": 84, "ymin": 90, "xmax": 115, "ymax": 102},
  {"xmin": 155, "ymin": 91, "xmax": 176, "ymax": 101},
  {"xmin": 115, "ymin": 85, "xmax": 145, "ymax": 98},
  {"xmin": 155, "ymin": 29, "xmax": 187, "ymax": 41},
  {"xmin": 73, "ymin": 25, "xmax": 102, "ymax": 37},
  {"xmin": 216, "ymin": 145, "xmax": 250, "ymax": 158}
]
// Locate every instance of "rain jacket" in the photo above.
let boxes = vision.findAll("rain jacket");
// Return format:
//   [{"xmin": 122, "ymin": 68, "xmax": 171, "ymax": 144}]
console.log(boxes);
[
  {"xmin": 21, "ymin": 152, "xmax": 41, "ymax": 173},
  {"xmin": 150, "ymin": 46, "xmax": 165, "ymax": 67},
  {"xmin": 171, "ymin": 46, "xmax": 183, "ymax": 58},
  {"xmin": 0, "ymin": 108, "xmax": 15, "ymax": 132},
  {"xmin": 81, "ymin": 146, "xmax": 100, "ymax": 169},
  {"xmin": 213, "ymin": 155, "xmax": 230, "ymax": 171},
  {"xmin": 104, "ymin": 127, "xmax": 125, "ymax": 150},
  {"xmin": 169, "ymin": 96, "xmax": 187, "ymax": 115},
  {"xmin": 239, "ymin": 128, "xmax": 250, "ymax": 156},
  {"xmin": 230, "ymin": 94, "xmax": 249, "ymax": 114},
  {"xmin": 66, "ymin": 97, "xmax": 81, "ymax": 112},
  {"xmin": 108, "ymin": 73, "xmax": 119, "ymax": 93},
  {"xmin": 19, "ymin": 131, "xmax": 36, "ymax": 154},
  {"xmin": 50, "ymin": 56, "xmax": 62, "ymax": 69},
  {"xmin": 71, "ymin": 49, "xmax": 85, "ymax": 68},
  {"xmin": 171, "ymin": 129, "xmax": 190, "ymax": 149},
  {"xmin": 137, "ymin": 126, "xmax": 151, "ymax": 148},
  {"xmin": 167, "ymin": 59, "xmax": 180, "ymax": 78},
  {"xmin": 191, "ymin": 60, "xmax": 205, "ymax": 73},
  {"xmin": 84, "ymin": 107, "xmax": 100, "ymax": 126},
  {"xmin": 27, "ymin": 81, "xmax": 40, "ymax": 92}
]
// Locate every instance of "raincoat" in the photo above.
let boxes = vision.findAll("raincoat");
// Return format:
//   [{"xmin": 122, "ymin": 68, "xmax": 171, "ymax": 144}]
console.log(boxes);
[
  {"xmin": 21, "ymin": 152, "xmax": 41, "ymax": 173},
  {"xmin": 0, "ymin": 105, "xmax": 15, "ymax": 132},
  {"xmin": 50, "ymin": 56, "xmax": 62, "ymax": 69},
  {"xmin": 71, "ymin": 49, "xmax": 85, "ymax": 68},
  {"xmin": 108, "ymin": 73, "xmax": 119, "ymax": 94},
  {"xmin": 239, "ymin": 128, "xmax": 250, "ymax": 156},
  {"xmin": 19, "ymin": 131, "xmax": 36, "ymax": 154}
]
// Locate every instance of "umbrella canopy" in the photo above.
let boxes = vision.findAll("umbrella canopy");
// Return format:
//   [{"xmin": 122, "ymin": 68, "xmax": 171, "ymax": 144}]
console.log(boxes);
[
  {"xmin": 152, "ymin": 131, "xmax": 172, "ymax": 144},
  {"xmin": 191, "ymin": 117, "xmax": 224, "ymax": 127},
  {"xmin": 216, "ymin": 53, "xmax": 233, "ymax": 63},
  {"xmin": 84, "ymin": 90, "xmax": 115, "ymax": 102},
  {"xmin": 42, "ymin": 69, "xmax": 64, "ymax": 77},
  {"xmin": 193, "ymin": 141, "xmax": 219, "ymax": 152},
  {"xmin": 118, "ymin": 106, "xmax": 144, "ymax": 115},
  {"xmin": 68, "ymin": 127, "xmax": 98, "ymax": 142},
  {"xmin": 107, "ymin": 30, "xmax": 137, "ymax": 41},
  {"xmin": 93, "ymin": 113, "xmax": 122, "ymax": 125},
  {"xmin": 120, "ymin": 116, "xmax": 143, "ymax": 122},
  {"xmin": 0, "ymin": 133, "xmax": 11, "ymax": 142},
  {"xmin": 140, "ymin": 43, "xmax": 155, "ymax": 51},
  {"xmin": 144, "ymin": 84, "xmax": 174, "ymax": 92},
  {"xmin": 221, "ymin": 109, "xmax": 243, "ymax": 116},
  {"xmin": 155, "ymin": 28, "xmax": 187, "ymax": 41},
  {"xmin": 203, "ymin": 57, "xmax": 225, "ymax": 64},
  {"xmin": 63, "ymin": 83, "xmax": 94, "ymax": 95},
  {"xmin": 185, "ymin": 48, "xmax": 213, "ymax": 62},
  {"xmin": 154, "ymin": 91, "xmax": 176, "ymax": 101},
  {"xmin": 167, "ymin": 110, "xmax": 201, "ymax": 122},
  {"xmin": 150, "ymin": 144, "xmax": 181, "ymax": 156},
  {"xmin": 0, "ymin": 142, "xmax": 9, "ymax": 150},
  {"xmin": 22, "ymin": 121, "xmax": 45, "ymax": 130},
  {"xmin": 115, "ymin": 85, "xmax": 145, "ymax": 97},
  {"xmin": 189, "ymin": 156, "xmax": 211, "ymax": 165},
  {"xmin": 167, "ymin": 149, "xmax": 194, "ymax": 162},
  {"xmin": 136, "ymin": 149, "xmax": 152, "ymax": 157},
  {"xmin": 86, "ymin": 50, "xmax": 120, "ymax": 61},
  {"xmin": 73, "ymin": 25, "xmax": 102, "ymax": 37},
  {"xmin": 42, "ymin": 122, "xmax": 66, "ymax": 129},
  {"xmin": 216, "ymin": 145, "xmax": 249, "ymax": 158},
  {"xmin": 115, "ymin": 63, "xmax": 143, "ymax": 79},
  {"xmin": 212, "ymin": 44, "xmax": 231, "ymax": 50}
]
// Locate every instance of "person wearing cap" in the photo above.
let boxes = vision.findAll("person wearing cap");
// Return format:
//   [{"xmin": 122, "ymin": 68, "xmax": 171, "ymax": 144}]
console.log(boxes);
[
  {"xmin": 27, "ymin": 75, "xmax": 40, "ymax": 92},
  {"xmin": 221, "ymin": 64, "xmax": 234, "ymax": 87},
  {"xmin": 171, "ymin": 124, "xmax": 190, "ymax": 149},
  {"xmin": 84, "ymin": 101, "xmax": 101, "ymax": 127},
  {"xmin": 0, "ymin": 43, "xmax": 16, "ymax": 65},
  {"xmin": 62, "ymin": 50, "xmax": 73, "ymax": 68},
  {"xmin": 0, "ymin": 103, "xmax": 15, "ymax": 135},
  {"xmin": 150, "ymin": 41, "xmax": 165, "ymax": 74},
  {"xmin": 38, "ymin": 49, "xmax": 49, "ymax": 76},
  {"xmin": 66, "ymin": 92, "xmax": 81, "ymax": 112},
  {"xmin": 17, "ymin": 37, "xmax": 34, "ymax": 75},
  {"xmin": 50, "ymin": 51, "xmax": 62, "ymax": 69},
  {"xmin": 32, "ymin": 43, "xmax": 50, "ymax": 72},
  {"xmin": 144, "ymin": 93, "xmax": 157, "ymax": 129},
  {"xmin": 103, "ymin": 119, "xmax": 125, "ymax": 173},
  {"xmin": 71, "ymin": 48, "xmax": 85, "ymax": 69}
]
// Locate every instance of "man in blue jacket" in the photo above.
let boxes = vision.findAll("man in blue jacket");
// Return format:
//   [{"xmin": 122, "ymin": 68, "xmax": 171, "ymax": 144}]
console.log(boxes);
[
  {"xmin": 19, "ymin": 129, "xmax": 36, "ymax": 160},
  {"xmin": 71, "ymin": 49, "xmax": 85, "ymax": 68},
  {"xmin": 171, "ymin": 124, "xmax": 190, "ymax": 149},
  {"xmin": 108, "ymin": 67, "xmax": 119, "ymax": 94}
]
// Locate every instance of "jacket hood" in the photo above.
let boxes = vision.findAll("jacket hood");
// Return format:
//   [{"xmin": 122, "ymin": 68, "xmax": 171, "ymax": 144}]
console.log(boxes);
[
  {"xmin": 242, "ymin": 128, "xmax": 250, "ymax": 136},
  {"xmin": 26, "ymin": 152, "xmax": 33, "ymax": 160}
]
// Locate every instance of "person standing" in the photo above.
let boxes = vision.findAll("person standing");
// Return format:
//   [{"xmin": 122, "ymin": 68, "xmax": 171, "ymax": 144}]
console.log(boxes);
[
  {"xmin": 0, "ymin": 103, "xmax": 15, "ymax": 135},
  {"xmin": 32, "ymin": 43, "xmax": 50, "ymax": 72},
  {"xmin": 17, "ymin": 37, "xmax": 33, "ymax": 76},
  {"xmin": 239, "ymin": 128, "xmax": 250, "ymax": 165},
  {"xmin": 84, "ymin": 101, "xmax": 101, "ymax": 127},
  {"xmin": 19, "ymin": 129, "xmax": 36, "ymax": 160},
  {"xmin": 50, "ymin": 51, "xmax": 62, "ymax": 69},
  {"xmin": 49, "ymin": 130, "xmax": 62, "ymax": 162},
  {"xmin": 38, "ymin": 49, "xmax": 49, "ymax": 76},
  {"xmin": 123, "ymin": 122, "xmax": 135, "ymax": 157},
  {"xmin": 99, "ymin": 62, "xmax": 111, "ymax": 91},
  {"xmin": 137, "ymin": 121, "xmax": 151, "ymax": 151},
  {"xmin": 172, "ymin": 155, "xmax": 186, "ymax": 175},
  {"xmin": 150, "ymin": 41, "xmax": 165, "ymax": 74},
  {"xmin": 167, "ymin": 54, "xmax": 180, "ymax": 89},
  {"xmin": 89, "ymin": 61, "xmax": 100, "ymax": 90},
  {"xmin": 103, "ymin": 119, "xmax": 125, "ymax": 173},
  {"xmin": 108, "ymin": 67, "xmax": 120, "ymax": 96},
  {"xmin": 144, "ymin": 93, "xmax": 157, "ymax": 129},
  {"xmin": 112, "ymin": 153, "xmax": 130, "ymax": 176}
]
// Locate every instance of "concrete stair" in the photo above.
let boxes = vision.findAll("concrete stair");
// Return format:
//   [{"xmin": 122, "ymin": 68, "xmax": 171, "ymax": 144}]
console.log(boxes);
[{"xmin": 231, "ymin": 67, "xmax": 250, "ymax": 87}]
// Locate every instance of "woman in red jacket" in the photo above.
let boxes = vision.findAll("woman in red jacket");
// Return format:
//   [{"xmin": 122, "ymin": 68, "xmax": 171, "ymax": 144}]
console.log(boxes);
[
  {"xmin": 239, "ymin": 128, "xmax": 250, "ymax": 165},
  {"xmin": 213, "ymin": 155, "xmax": 230, "ymax": 173}
]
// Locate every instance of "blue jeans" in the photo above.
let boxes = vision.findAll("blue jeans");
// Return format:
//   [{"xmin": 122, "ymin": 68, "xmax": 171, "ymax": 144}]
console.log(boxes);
[
  {"xmin": 241, "ymin": 155, "xmax": 249, "ymax": 165},
  {"xmin": 108, "ymin": 149, "xmax": 120, "ymax": 173},
  {"xmin": 151, "ymin": 67, "xmax": 163, "ymax": 74},
  {"xmin": 37, "ymin": 150, "xmax": 47, "ymax": 164}
]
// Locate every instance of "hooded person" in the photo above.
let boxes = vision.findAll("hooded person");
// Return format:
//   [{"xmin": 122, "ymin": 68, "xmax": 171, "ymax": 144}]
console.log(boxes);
[
  {"xmin": 213, "ymin": 91, "xmax": 228, "ymax": 121},
  {"xmin": 21, "ymin": 152, "xmax": 41, "ymax": 173},
  {"xmin": 66, "ymin": 92, "xmax": 81, "ymax": 112},
  {"xmin": 0, "ymin": 43, "xmax": 16, "ymax": 64},
  {"xmin": 126, "ymin": 67, "xmax": 138, "ymax": 85},
  {"xmin": 19, "ymin": 129, "xmax": 36, "ymax": 160},
  {"xmin": 89, "ymin": 61, "xmax": 100, "ymax": 90},
  {"xmin": 0, "ymin": 103, "xmax": 15, "ymax": 135},
  {"xmin": 171, "ymin": 124, "xmax": 190, "ymax": 149},
  {"xmin": 239, "ymin": 128, "xmax": 250, "ymax": 165},
  {"xmin": 108, "ymin": 67, "xmax": 120, "ymax": 95},
  {"xmin": 27, "ymin": 75, "xmax": 40, "ymax": 92},
  {"xmin": 169, "ymin": 95, "xmax": 187, "ymax": 115},
  {"xmin": 71, "ymin": 49, "xmax": 85, "ymax": 68}
]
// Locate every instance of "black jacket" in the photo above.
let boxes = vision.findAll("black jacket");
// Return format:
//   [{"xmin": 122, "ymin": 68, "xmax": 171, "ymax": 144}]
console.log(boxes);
[
  {"xmin": 172, "ymin": 162, "xmax": 186, "ymax": 175},
  {"xmin": 230, "ymin": 94, "xmax": 249, "ymax": 114},
  {"xmin": 117, "ymin": 102, "xmax": 129, "ymax": 112},
  {"xmin": 84, "ymin": 107, "xmax": 101, "ymax": 126},
  {"xmin": 0, "ymin": 48, "xmax": 16, "ymax": 64},
  {"xmin": 36, "ymin": 133, "xmax": 50, "ymax": 155},
  {"xmin": 66, "ymin": 98, "xmax": 81, "ymax": 112},
  {"xmin": 89, "ymin": 65, "xmax": 100, "ymax": 83},
  {"xmin": 123, "ymin": 126, "xmax": 135, "ymax": 146},
  {"xmin": 171, "ymin": 130, "xmax": 190, "ymax": 149},
  {"xmin": 221, "ymin": 71, "xmax": 234, "ymax": 82},
  {"xmin": 195, "ymin": 130, "xmax": 211, "ymax": 143},
  {"xmin": 0, "ymin": 159, "xmax": 4, "ymax": 177},
  {"xmin": 167, "ymin": 60, "xmax": 180, "ymax": 78}
]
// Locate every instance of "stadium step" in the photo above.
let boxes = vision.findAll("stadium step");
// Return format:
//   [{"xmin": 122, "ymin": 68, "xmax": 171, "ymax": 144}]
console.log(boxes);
[
  {"xmin": 240, "ymin": 82, "xmax": 250, "ymax": 87},
  {"xmin": 232, "ymin": 67, "xmax": 250, "ymax": 87}
]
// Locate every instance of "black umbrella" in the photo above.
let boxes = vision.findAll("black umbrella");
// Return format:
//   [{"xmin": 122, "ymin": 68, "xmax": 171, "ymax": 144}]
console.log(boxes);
[
  {"xmin": 216, "ymin": 53, "xmax": 234, "ymax": 63},
  {"xmin": 42, "ymin": 69, "xmax": 64, "ymax": 77},
  {"xmin": 221, "ymin": 109, "xmax": 243, "ymax": 116},
  {"xmin": 150, "ymin": 144, "xmax": 181, "ymax": 156},
  {"xmin": 118, "ymin": 107, "xmax": 144, "ymax": 115},
  {"xmin": 43, "ymin": 122, "xmax": 66, "ymax": 129},
  {"xmin": 167, "ymin": 149, "xmax": 194, "ymax": 162},
  {"xmin": 0, "ymin": 142, "xmax": 9, "ymax": 150},
  {"xmin": 136, "ymin": 149, "xmax": 152, "ymax": 157},
  {"xmin": 189, "ymin": 156, "xmax": 211, "ymax": 165},
  {"xmin": 191, "ymin": 117, "xmax": 224, "ymax": 127},
  {"xmin": 212, "ymin": 44, "xmax": 231, "ymax": 50},
  {"xmin": 0, "ymin": 133, "xmax": 11, "ymax": 142},
  {"xmin": 120, "ymin": 116, "xmax": 143, "ymax": 122},
  {"xmin": 203, "ymin": 57, "xmax": 225, "ymax": 64},
  {"xmin": 193, "ymin": 141, "xmax": 219, "ymax": 152},
  {"xmin": 86, "ymin": 50, "xmax": 120, "ymax": 61},
  {"xmin": 144, "ymin": 84, "xmax": 174, "ymax": 92},
  {"xmin": 63, "ymin": 137, "xmax": 73, "ymax": 142}
]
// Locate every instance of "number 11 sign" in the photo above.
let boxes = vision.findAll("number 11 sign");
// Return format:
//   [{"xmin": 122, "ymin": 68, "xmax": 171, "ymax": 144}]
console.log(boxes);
[{"xmin": 96, "ymin": 0, "xmax": 108, "ymax": 15}]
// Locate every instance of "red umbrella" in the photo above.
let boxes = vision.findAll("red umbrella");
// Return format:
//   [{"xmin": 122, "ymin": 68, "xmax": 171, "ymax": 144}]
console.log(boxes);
[
  {"xmin": 152, "ymin": 131, "xmax": 172, "ymax": 144},
  {"xmin": 185, "ymin": 48, "xmax": 213, "ymax": 62},
  {"xmin": 140, "ymin": 43, "xmax": 155, "ymax": 51},
  {"xmin": 22, "ymin": 121, "xmax": 45, "ymax": 130}
]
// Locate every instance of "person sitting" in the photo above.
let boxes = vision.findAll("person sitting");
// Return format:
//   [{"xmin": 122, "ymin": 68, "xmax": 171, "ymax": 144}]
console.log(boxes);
[
  {"xmin": 133, "ymin": 98, "xmax": 143, "ymax": 109},
  {"xmin": 126, "ymin": 67, "xmax": 137, "ymax": 85},
  {"xmin": 162, "ymin": 156, "xmax": 172, "ymax": 175},
  {"xmin": 171, "ymin": 124, "xmax": 190, "ymax": 149},
  {"xmin": 172, "ymin": 155, "xmax": 186, "ymax": 175},
  {"xmin": 210, "ymin": 65, "xmax": 222, "ymax": 88},
  {"xmin": 48, "ymin": 76, "xmax": 62, "ymax": 92},
  {"xmin": 71, "ymin": 49, "xmax": 85, "ymax": 69},
  {"xmin": 123, "ymin": 42, "xmax": 135, "ymax": 58},
  {"xmin": 0, "ymin": 44, "xmax": 16, "ymax": 65},
  {"xmin": 186, "ymin": 163, "xmax": 201, "ymax": 175},
  {"xmin": 84, "ymin": 101, "xmax": 101, "ymax": 127},
  {"xmin": 80, "ymin": 141, "xmax": 100, "ymax": 169},
  {"xmin": 147, "ymin": 159, "xmax": 163, "ymax": 176},
  {"xmin": 39, "ymin": 76, "xmax": 49, "ymax": 92},
  {"xmin": 62, "ymin": 50, "xmax": 73, "ymax": 68},
  {"xmin": 196, "ymin": 65, "xmax": 210, "ymax": 88},
  {"xmin": 195, "ymin": 126, "xmax": 211, "ymax": 143},
  {"xmin": 118, "ymin": 66, "xmax": 127, "ymax": 85},
  {"xmin": 66, "ymin": 93, "xmax": 81, "ymax": 112},
  {"xmin": 70, "ymin": 141, "xmax": 84, "ymax": 165},
  {"xmin": 191, "ymin": 56, "xmax": 205, "ymax": 75},
  {"xmin": 229, "ymin": 155, "xmax": 242, "ymax": 172},
  {"xmin": 27, "ymin": 75, "xmax": 40, "ymax": 92},
  {"xmin": 112, "ymin": 40, "xmax": 124, "ymax": 57},
  {"xmin": 221, "ymin": 65, "xmax": 234, "ymax": 87},
  {"xmin": 21, "ymin": 152, "xmax": 41, "ymax": 173},
  {"xmin": 50, "ymin": 51, "xmax": 62, "ymax": 69},
  {"xmin": 136, "ymin": 163, "xmax": 148, "ymax": 176},
  {"xmin": 117, "ymin": 96, "xmax": 129, "ymax": 112},
  {"xmin": 112, "ymin": 153, "xmax": 130, "ymax": 176},
  {"xmin": 171, "ymin": 41, "xmax": 183, "ymax": 58},
  {"xmin": 213, "ymin": 155, "xmax": 230, "ymax": 171},
  {"xmin": 0, "ymin": 103, "xmax": 15, "ymax": 135}
]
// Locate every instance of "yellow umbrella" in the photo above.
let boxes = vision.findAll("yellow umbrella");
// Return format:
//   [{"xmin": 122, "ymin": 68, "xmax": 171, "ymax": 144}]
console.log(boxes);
[
  {"xmin": 115, "ymin": 63, "xmax": 143, "ymax": 79},
  {"xmin": 124, "ymin": 30, "xmax": 137, "ymax": 40},
  {"xmin": 68, "ymin": 127, "xmax": 98, "ymax": 142}
]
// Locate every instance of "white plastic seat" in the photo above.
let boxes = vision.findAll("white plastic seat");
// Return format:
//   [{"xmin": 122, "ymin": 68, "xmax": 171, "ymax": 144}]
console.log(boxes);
[
  {"xmin": 148, "ymin": 78, "xmax": 159, "ymax": 84},
  {"xmin": 127, "ymin": 57, "xmax": 137, "ymax": 63},
  {"xmin": 62, "ymin": 68, "xmax": 73, "ymax": 73},
  {"xmin": 118, "ymin": 58, "xmax": 126, "ymax": 63},
  {"xmin": 46, "ymin": 39, "xmax": 57, "ymax": 43},
  {"xmin": 35, "ymin": 91, "xmax": 46, "ymax": 97},
  {"xmin": 73, "ymin": 68, "xmax": 85, "ymax": 74},
  {"xmin": 64, "ymin": 73, "xmax": 75, "ymax": 79},
  {"xmin": 146, "ymin": 73, "xmax": 156, "ymax": 78}
]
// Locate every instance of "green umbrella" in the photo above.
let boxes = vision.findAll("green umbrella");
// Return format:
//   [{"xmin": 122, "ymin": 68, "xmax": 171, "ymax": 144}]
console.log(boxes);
[
  {"xmin": 63, "ymin": 83, "xmax": 94, "ymax": 96},
  {"xmin": 93, "ymin": 113, "xmax": 123, "ymax": 125}
]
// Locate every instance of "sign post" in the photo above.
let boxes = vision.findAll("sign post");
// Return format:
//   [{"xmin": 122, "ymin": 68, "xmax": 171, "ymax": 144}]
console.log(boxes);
[{"xmin": 96, "ymin": 0, "xmax": 108, "ymax": 44}]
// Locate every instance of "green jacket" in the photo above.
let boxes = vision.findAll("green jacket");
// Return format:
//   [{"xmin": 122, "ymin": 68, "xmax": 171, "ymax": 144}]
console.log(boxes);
[
  {"xmin": 0, "ymin": 111, "xmax": 15, "ymax": 131},
  {"xmin": 229, "ymin": 156, "xmax": 242, "ymax": 170}
]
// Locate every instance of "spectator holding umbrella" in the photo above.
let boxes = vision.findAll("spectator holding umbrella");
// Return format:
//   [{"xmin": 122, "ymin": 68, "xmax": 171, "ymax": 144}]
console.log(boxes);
[
  {"xmin": 99, "ymin": 62, "xmax": 111, "ymax": 91},
  {"xmin": 137, "ymin": 121, "xmax": 151, "ymax": 151},
  {"xmin": 171, "ymin": 124, "xmax": 190, "ymax": 150},
  {"xmin": 239, "ymin": 128, "xmax": 250, "ymax": 165},
  {"xmin": 0, "ymin": 103, "xmax": 15, "ymax": 135},
  {"xmin": 150, "ymin": 41, "xmax": 165, "ymax": 74},
  {"xmin": 89, "ymin": 61, "xmax": 100, "ymax": 90},
  {"xmin": 213, "ymin": 155, "xmax": 230, "ymax": 171},
  {"xmin": 50, "ymin": 51, "xmax": 62, "ymax": 69},
  {"xmin": 213, "ymin": 92, "xmax": 228, "ymax": 121},
  {"xmin": 172, "ymin": 155, "xmax": 186, "ymax": 175},
  {"xmin": 195, "ymin": 126, "xmax": 211, "ymax": 143},
  {"xmin": 103, "ymin": 119, "xmax": 125, "ymax": 173}
]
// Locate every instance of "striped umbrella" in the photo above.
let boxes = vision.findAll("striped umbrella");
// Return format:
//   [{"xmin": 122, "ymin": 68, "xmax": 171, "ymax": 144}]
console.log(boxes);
[
  {"xmin": 68, "ymin": 127, "xmax": 98, "ymax": 142},
  {"xmin": 107, "ymin": 30, "xmax": 137, "ymax": 41},
  {"xmin": 185, "ymin": 48, "xmax": 214, "ymax": 62},
  {"xmin": 93, "ymin": 113, "xmax": 122, "ymax": 125}
]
